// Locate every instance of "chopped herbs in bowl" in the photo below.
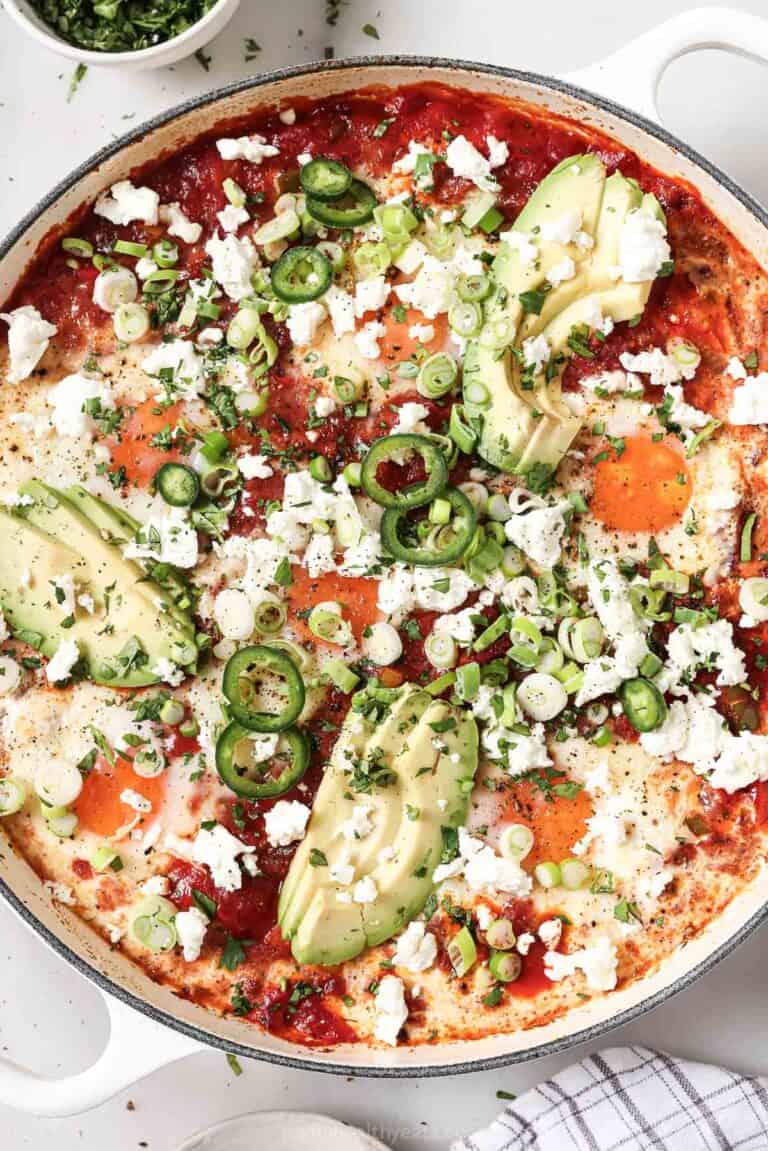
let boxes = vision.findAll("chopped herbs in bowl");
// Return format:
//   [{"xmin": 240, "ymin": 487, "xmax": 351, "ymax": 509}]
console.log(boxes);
[
  {"xmin": 6, "ymin": 0, "xmax": 240, "ymax": 69},
  {"xmin": 30, "ymin": 0, "xmax": 218, "ymax": 52}
]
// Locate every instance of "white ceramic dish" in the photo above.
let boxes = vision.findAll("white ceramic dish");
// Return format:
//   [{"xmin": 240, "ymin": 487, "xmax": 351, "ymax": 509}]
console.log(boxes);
[
  {"xmin": 1, "ymin": 3, "xmax": 768, "ymax": 1120},
  {"xmin": 0, "ymin": 0, "xmax": 241, "ymax": 71},
  {"xmin": 173, "ymin": 1111, "xmax": 392, "ymax": 1151}
]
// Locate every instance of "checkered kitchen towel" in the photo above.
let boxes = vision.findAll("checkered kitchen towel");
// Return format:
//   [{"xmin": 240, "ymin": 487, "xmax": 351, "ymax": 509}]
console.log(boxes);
[{"xmin": 451, "ymin": 1046, "xmax": 768, "ymax": 1150}]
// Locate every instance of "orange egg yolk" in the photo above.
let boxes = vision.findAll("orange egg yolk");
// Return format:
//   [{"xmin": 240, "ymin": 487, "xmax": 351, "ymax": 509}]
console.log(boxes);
[{"xmin": 591, "ymin": 434, "xmax": 691, "ymax": 533}]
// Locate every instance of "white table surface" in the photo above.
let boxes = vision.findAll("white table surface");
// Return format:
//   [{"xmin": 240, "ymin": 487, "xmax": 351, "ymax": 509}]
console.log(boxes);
[{"xmin": 2, "ymin": 1, "xmax": 768, "ymax": 1147}]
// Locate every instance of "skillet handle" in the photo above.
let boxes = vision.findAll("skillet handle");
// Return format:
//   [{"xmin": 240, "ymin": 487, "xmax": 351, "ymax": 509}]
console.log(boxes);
[
  {"xmin": 0, "ymin": 990, "xmax": 202, "ymax": 1116},
  {"xmin": 561, "ymin": 6, "xmax": 768, "ymax": 124}
]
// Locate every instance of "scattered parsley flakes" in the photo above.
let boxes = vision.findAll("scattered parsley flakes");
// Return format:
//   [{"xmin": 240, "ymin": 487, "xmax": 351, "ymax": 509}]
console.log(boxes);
[
  {"xmin": 362, "ymin": 22, "xmax": 379, "ymax": 38},
  {"xmin": 243, "ymin": 36, "xmax": 261, "ymax": 61},
  {"xmin": 67, "ymin": 63, "xmax": 87, "ymax": 103},
  {"xmin": 226, "ymin": 1052, "xmax": 243, "ymax": 1076},
  {"xmin": 195, "ymin": 47, "xmax": 212, "ymax": 71}
]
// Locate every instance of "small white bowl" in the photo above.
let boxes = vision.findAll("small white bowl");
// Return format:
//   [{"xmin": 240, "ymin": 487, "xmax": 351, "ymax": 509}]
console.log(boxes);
[
  {"xmin": 173, "ymin": 1111, "xmax": 393, "ymax": 1151},
  {"xmin": 2, "ymin": 0, "xmax": 241, "ymax": 71}
]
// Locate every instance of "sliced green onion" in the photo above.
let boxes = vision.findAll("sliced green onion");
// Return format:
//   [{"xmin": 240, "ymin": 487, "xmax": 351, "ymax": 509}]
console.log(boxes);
[
  {"xmin": 425, "ymin": 670, "xmax": 457, "ymax": 696},
  {"xmin": 569, "ymin": 617, "xmax": 604, "ymax": 663},
  {"xmin": 179, "ymin": 717, "xmax": 200, "ymax": 738},
  {"xmin": 462, "ymin": 190, "xmax": 497, "ymax": 229},
  {"xmin": 47, "ymin": 809, "xmax": 79, "ymax": 838},
  {"xmin": 535, "ymin": 637, "xmax": 564, "ymax": 675},
  {"xmin": 668, "ymin": 337, "xmax": 701, "ymax": 372},
  {"xmin": 486, "ymin": 493, "xmax": 511, "ymax": 522},
  {"xmin": 333, "ymin": 373, "xmax": 365, "ymax": 403},
  {"xmin": 740, "ymin": 577, "xmax": 768, "ymax": 622},
  {"xmin": 227, "ymin": 307, "xmax": 263, "ymax": 351},
  {"xmin": 343, "ymin": 461, "xmax": 362, "ymax": 487},
  {"xmin": 131, "ymin": 896, "xmax": 178, "ymax": 953},
  {"xmin": 592, "ymin": 725, "xmax": 612, "ymax": 747},
  {"xmin": 456, "ymin": 272, "xmax": 492, "ymax": 303},
  {"xmin": 463, "ymin": 380, "xmax": 491, "ymax": 409},
  {"xmin": 560, "ymin": 858, "xmax": 592, "ymax": 890},
  {"xmin": 534, "ymin": 861, "xmax": 562, "ymax": 889},
  {"xmin": 323, "ymin": 658, "xmax": 361, "ymax": 693},
  {"xmin": 459, "ymin": 482, "xmax": 489, "ymax": 513},
  {"xmin": 499, "ymin": 823, "xmax": 534, "ymax": 861},
  {"xmin": 353, "ymin": 241, "xmax": 391, "ymax": 279},
  {"xmin": 253, "ymin": 600, "xmax": 287, "ymax": 635},
  {"xmin": 152, "ymin": 240, "xmax": 179, "ymax": 268},
  {"xmin": 508, "ymin": 616, "xmax": 542, "ymax": 668},
  {"xmin": 114, "ymin": 302, "xmax": 150, "ymax": 343},
  {"xmin": 517, "ymin": 672, "xmax": 568, "ymax": 721},
  {"xmin": 488, "ymin": 950, "xmax": 522, "ymax": 983},
  {"xmin": 142, "ymin": 268, "xmax": 180, "ymax": 295},
  {"xmin": 0, "ymin": 777, "xmax": 26, "ymax": 816},
  {"xmin": 741, "ymin": 513, "xmax": 758, "ymax": 562},
  {"xmin": 424, "ymin": 632, "xmax": 458, "ymax": 669},
  {"xmin": 449, "ymin": 403, "xmax": 478, "ymax": 454},
  {"xmin": 316, "ymin": 241, "xmax": 345, "ymax": 272},
  {"xmin": 309, "ymin": 455, "xmax": 333, "ymax": 483},
  {"xmin": 417, "ymin": 353, "xmax": 458, "ymax": 399},
  {"xmin": 554, "ymin": 661, "xmax": 583, "ymax": 695},
  {"xmin": 159, "ymin": 699, "xmax": 185, "ymax": 726},
  {"xmin": 649, "ymin": 566, "xmax": 690, "ymax": 595},
  {"xmin": 429, "ymin": 497, "xmax": 452, "ymax": 525},
  {"xmin": 308, "ymin": 602, "xmax": 352, "ymax": 646},
  {"xmin": 114, "ymin": 239, "xmax": 149, "ymax": 258},
  {"xmin": 448, "ymin": 300, "xmax": 483, "ymax": 338},
  {"xmin": 254, "ymin": 209, "xmax": 301, "ymax": 246},
  {"xmin": 92, "ymin": 845, "xmax": 123, "ymax": 872},
  {"xmin": 639, "ymin": 651, "xmax": 663, "ymax": 679},
  {"xmin": 501, "ymin": 546, "xmax": 526, "ymax": 577},
  {"xmin": 455, "ymin": 661, "xmax": 481, "ymax": 701},
  {"xmin": 479, "ymin": 314, "xmax": 516, "ymax": 348},
  {"xmin": 447, "ymin": 925, "xmax": 477, "ymax": 976},
  {"xmin": 223, "ymin": 178, "xmax": 247, "ymax": 207},
  {"xmin": 486, "ymin": 918, "xmax": 516, "ymax": 951},
  {"xmin": 629, "ymin": 584, "xmax": 670, "ymax": 622},
  {"xmin": 473, "ymin": 614, "xmax": 509, "ymax": 653},
  {"xmin": 249, "ymin": 326, "xmax": 279, "ymax": 379},
  {"xmin": 61, "ymin": 237, "xmax": 94, "ymax": 258}
]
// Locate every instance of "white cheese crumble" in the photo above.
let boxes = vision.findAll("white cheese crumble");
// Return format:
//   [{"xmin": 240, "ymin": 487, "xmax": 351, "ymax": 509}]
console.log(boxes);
[
  {"xmin": 394, "ymin": 254, "xmax": 453, "ymax": 319},
  {"xmin": 541, "ymin": 209, "xmax": 582, "ymax": 245},
  {"xmin": 341, "ymin": 803, "xmax": 374, "ymax": 841},
  {"xmin": 499, "ymin": 230, "xmax": 538, "ymax": 266},
  {"xmin": 175, "ymin": 906, "xmax": 209, "ymax": 962},
  {"xmin": 120, "ymin": 788, "xmax": 152, "ymax": 813},
  {"xmin": 124, "ymin": 504, "xmax": 199, "ymax": 570},
  {"xmin": 264, "ymin": 800, "xmax": 310, "ymax": 847},
  {"xmin": 213, "ymin": 587, "xmax": 255, "ymax": 641},
  {"xmin": 538, "ymin": 919, "xmax": 563, "ymax": 951},
  {"xmin": 1, "ymin": 305, "xmax": 57, "ymax": 382},
  {"xmin": 352, "ymin": 875, "xmax": 378, "ymax": 903},
  {"xmin": 216, "ymin": 203, "xmax": 250, "ymax": 234},
  {"xmin": 45, "ymin": 639, "xmax": 80, "ymax": 684},
  {"xmin": 392, "ymin": 921, "xmax": 438, "ymax": 973},
  {"xmin": 216, "ymin": 135, "xmax": 280, "ymax": 164},
  {"xmin": 393, "ymin": 140, "xmax": 434, "ymax": 174},
  {"xmin": 522, "ymin": 334, "xmax": 550, "ymax": 374},
  {"xmin": 287, "ymin": 301, "xmax": 327, "ymax": 346},
  {"xmin": 374, "ymin": 974, "xmax": 408, "ymax": 1045},
  {"xmin": 324, "ymin": 285, "xmax": 356, "ymax": 337},
  {"xmin": 729, "ymin": 372, "xmax": 768, "ymax": 425},
  {"xmin": 95, "ymin": 180, "xmax": 160, "ymax": 226},
  {"xmin": 547, "ymin": 256, "xmax": 576, "ymax": 286},
  {"xmin": 354, "ymin": 320, "xmax": 386, "ymax": 360},
  {"xmin": 433, "ymin": 828, "xmax": 533, "ymax": 897},
  {"xmin": 159, "ymin": 202, "xmax": 203, "ymax": 244},
  {"xmin": 354, "ymin": 275, "xmax": 390, "ymax": 317},
  {"xmin": 544, "ymin": 936, "xmax": 618, "ymax": 991},
  {"xmin": 205, "ymin": 233, "xmax": 259, "ymax": 301},
  {"xmin": 48, "ymin": 372, "xmax": 115, "ymax": 439},
  {"xmin": 142, "ymin": 338, "xmax": 204, "ymax": 398},
  {"xmin": 392, "ymin": 401, "xmax": 430, "ymax": 435},
  {"xmin": 191, "ymin": 825, "xmax": 255, "ymax": 892},
  {"xmin": 615, "ymin": 208, "xmax": 671, "ymax": 282},
  {"xmin": 445, "ymin": 134, "xmax": 499, "ymax": 192},
  {"xmin": 505, "ymin": 489, "xmax": 571, "ymax": 568},
  {"xmin": 725, "ymin": 356, "xmax": 747, "ymax": 381},
  {"xmin": 238, "ymin": 452, "xmax": 274, "ymax": 480},
  {"xmin": 44, "ymin": 881, "xmax": 75, "ymax": 905}
]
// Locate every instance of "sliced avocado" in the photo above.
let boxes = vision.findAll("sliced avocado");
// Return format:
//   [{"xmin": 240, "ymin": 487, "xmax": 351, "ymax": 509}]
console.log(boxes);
[
  {"xmin": 1, "ymin": 482, "xmax": 197, "ymax": 687},
  {"xmin": 462, "ymin": 339, "xmax": 536, "ymax": 471},
  {"xmin": 65, "ymin": 485, "xmax": 194, "ymax": 625},
  {"xmin": 468, "ymin": 159, "xmax": 665, "ymax": 480},
  {"xmin": 278, "ymin": 685, "xmax": 479, "ymax": 966}
]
